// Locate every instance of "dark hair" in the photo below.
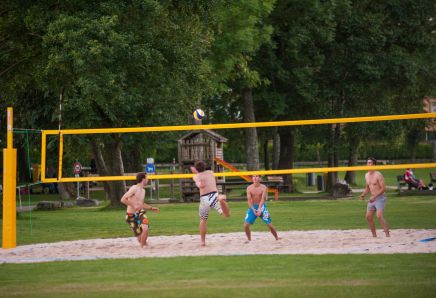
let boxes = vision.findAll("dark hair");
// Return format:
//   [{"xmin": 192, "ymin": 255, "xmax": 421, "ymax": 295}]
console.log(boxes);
[
  {"xmin": 367, "ymin": 157, "xmax": 377, "ymax": 165},
  {"xmin": 194, "ymin": 160, "xmax": 207, "ymax": 172},
  {"xmin": 136, "ymin": 172, "xmax": 147, "ymax": 183}
]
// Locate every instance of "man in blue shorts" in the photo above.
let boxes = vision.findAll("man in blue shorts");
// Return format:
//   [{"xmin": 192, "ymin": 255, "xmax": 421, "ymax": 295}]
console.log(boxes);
[
  {"xmin": 244, "ymin": 175, "xmax": 279, "ymax": 241},
  {"xmin": 359, "ymin": 157, "xmax": 390, "ymax": 237}
]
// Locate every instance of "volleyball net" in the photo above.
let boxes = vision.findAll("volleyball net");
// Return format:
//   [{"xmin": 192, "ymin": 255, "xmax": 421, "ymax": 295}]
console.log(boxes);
[
  {"xmin": 39, "ymin": 112, "xmax": 436, "ymax": 183},
  {"xmin": 3, "ymin": 107, "xmax": 436, "ymax": 249}
]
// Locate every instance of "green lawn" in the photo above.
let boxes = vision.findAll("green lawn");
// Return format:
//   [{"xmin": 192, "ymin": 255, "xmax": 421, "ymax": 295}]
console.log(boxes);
[
  {"xmin": 0, "ymin": 254, "xmax": 435, "ymax": 298},
  {"xmin": 1, "ymin": 191, "xmax": 436, "ymax": 298}
]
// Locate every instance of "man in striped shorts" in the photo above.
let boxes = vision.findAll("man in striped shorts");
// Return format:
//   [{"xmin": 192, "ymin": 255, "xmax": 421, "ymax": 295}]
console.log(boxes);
[{"xmin": 191, "ymin": 160, "xmax": 230, "ymax": 246}]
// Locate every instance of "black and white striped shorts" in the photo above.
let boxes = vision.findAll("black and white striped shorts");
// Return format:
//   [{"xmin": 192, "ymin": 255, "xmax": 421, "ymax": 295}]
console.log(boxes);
[{"xmin": 199, "ymin": 191, "xmax": 223, "ymax": 220}]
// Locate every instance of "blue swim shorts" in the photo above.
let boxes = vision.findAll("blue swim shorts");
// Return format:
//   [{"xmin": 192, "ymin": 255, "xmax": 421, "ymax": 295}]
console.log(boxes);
[{"xmin": 244, "ymin": 204, "xmax": 272, "ymax": 225}]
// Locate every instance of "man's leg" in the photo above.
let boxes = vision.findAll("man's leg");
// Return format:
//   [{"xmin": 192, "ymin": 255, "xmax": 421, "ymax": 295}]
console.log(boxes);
[
  {"xmin": 376, "ymin": 209, "xmax": 390, "ymax": 237},
  {"xmin": 139, "ymin": 225, "xmax": 149, "ymax": 248},
  {"xmin": 218, "ymin": 194, "xmax": 230, "ymax": 217},
  {"xmin": 267, "ymin": 223, "xmax": 279, "ymax": 240},
  {"xmin": 365, "ymin": 210, "xmax": 377, "ymax": 237},
  {"xmin": 244, "ymin": 222, "xmax": 251, "ymax": 241},
  {"xmin": 200, "ymin": 219, "xmax": 207, "ymax": 246}
]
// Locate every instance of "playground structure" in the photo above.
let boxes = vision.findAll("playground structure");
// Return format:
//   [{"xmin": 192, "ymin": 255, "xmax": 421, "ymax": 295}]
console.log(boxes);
[
  {"xmin": 178, "ymin": 130, "xmax": 227, "ymax": 201},
  {"xmin": 3, "ymin": 107, "xmax": 436, "ymax": 248}
]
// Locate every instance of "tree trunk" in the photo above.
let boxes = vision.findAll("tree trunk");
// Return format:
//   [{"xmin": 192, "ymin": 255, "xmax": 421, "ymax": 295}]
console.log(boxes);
[
  {"xmin": 326, "ymin": 124, "xmax": 340, "ymax": 193},
  {"xmin": 242, "ymin": 88, "xmax": 259, "ymax": 170},
  {"xmin": 91, "ymin": 136, "xmax": 126, "ymax": 207},
  {"xmin": 411, "ymin": 147, "xmax": 417, "ymax": 162},
  {"xmin": 122, "ymin": 146, "xmax": 143, "ymax": 173},
  {"xmin": 432, "ymin": 140, "xmax": 436, "ymax": 162},
  {"xmin": 316, "ymin": 143, "xmax": 322, "ymax": 166},
  {"xmin": 272, "ymin": 127, "xmax": 280, "ymax": 170},
  {"xmin": 58, "ymin": 183, "xmax": 74, "ymax": 200},
  {"xmin": 344, "ymin": 135, "xmax": 360, "ymax": 185},
  {"xmin": 18, "ymin": 145, "xmax": 31, "ymax": 183},
  {"xmin": 263, "ymin": 139, "xmax": 270, "ymax": 170},
  {"xmin": 278, "ymin": 127, "xmax": 294, "ymax": 192}
]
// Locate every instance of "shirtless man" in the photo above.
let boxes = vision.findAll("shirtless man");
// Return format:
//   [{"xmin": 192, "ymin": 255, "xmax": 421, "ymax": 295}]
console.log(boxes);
[
  {"xmin": 244, "ymin": 175, "xmax": 279, "ymax": 241},
  {"xmin": 359, "ymin": 157, "xmax": 390, "ymax": 237},
  {"xmin": 121, "ymin": 172, "xmax": 160, "ymax": 248},
  {"xmin": 191, "ymin": 160, "xmax": 230, "ymax": 246}
]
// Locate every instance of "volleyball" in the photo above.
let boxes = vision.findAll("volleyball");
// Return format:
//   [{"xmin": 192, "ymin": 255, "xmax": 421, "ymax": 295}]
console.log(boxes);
[{"xmin": 193, "ymin": 109, "xmax": 205, "ymax": 120}]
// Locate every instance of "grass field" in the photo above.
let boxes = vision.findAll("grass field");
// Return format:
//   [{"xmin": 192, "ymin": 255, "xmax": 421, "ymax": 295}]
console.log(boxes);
[
  {"xmin": 1, "ymin": 182, "xmax": 436, "ymax": 297},
  {"xmin": 1, "ymin": 254, "xmax": 435, "ymax": 298}
]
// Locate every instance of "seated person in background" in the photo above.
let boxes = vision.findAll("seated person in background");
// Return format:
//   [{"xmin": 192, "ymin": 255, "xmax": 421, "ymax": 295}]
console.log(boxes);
[{"xmin": 404, "ymin": 168, "xmax": 427, "ymax": 190}]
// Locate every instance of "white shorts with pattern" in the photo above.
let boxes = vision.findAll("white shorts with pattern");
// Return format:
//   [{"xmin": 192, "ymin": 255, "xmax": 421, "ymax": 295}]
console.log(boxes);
[{"xmin": 199, "ymin": 192, "xmax": 223, "ymax": 220}]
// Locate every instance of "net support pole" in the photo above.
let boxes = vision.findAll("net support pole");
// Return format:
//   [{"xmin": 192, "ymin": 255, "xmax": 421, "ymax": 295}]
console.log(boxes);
[{"xmin": 2, "ymin": 107, "xmax": 17, "ymax": 249}]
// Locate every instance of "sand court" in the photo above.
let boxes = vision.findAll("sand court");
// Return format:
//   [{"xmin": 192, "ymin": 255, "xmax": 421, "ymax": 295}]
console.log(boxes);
[{"xmin": 1, "ymin": 229, "xmax": 435, "ymax": 264}]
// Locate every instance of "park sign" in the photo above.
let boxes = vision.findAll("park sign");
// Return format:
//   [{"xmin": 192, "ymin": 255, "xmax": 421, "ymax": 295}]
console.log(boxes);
[
  {"xmin": 145, "ymin": 157, "xmax": 155, "ymax": 174},
  {"xmin": 145, "ymin": 164, "xmax": 156, "ymax": 174},
  {"xmin": 73, "ymin": 162, "xmax": 82, "ymax": 175}
]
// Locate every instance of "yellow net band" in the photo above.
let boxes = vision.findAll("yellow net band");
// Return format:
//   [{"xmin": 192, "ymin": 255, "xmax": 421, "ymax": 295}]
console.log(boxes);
[
  {"xmin": 42, "ymin": 163, "xmax": 436, "ymax": 182},
  {"xmin": 43, "ymin": 112, "xmax": 436, "ymax": 135}
]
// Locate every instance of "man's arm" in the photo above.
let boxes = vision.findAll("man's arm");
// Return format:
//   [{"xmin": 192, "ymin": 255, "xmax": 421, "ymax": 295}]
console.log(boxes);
[
  {"xmin": 120, "ymin": 187, "xmax": 135, "ymax": 207},
  {"xmin": 193, "ymin": 175, "xmax": 205, "ymax": 189},
  {"xmin": 359, "ymin": 174, "xmax": 370, "ymax": 200},
  {"xmin": 142, "ymin": 202, "xmax": 160, "ymax": 212},
  {"xmin": 359, "ymin": 184, "xmax": 370, "ymax": 200},
  {"xmin": 246, "ymin": 187, "xmax": 257, "ymax": 214},
  {"xmin": 190, "ymin": 167, "xmax": 205, "ymax": 189},
  {"xmin": 256, "ymin": 185, "xmax": 267, "ymax": 215}
]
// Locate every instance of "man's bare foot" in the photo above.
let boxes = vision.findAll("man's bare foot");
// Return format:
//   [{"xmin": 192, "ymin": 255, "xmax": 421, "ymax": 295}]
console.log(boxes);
[
  {"xmin": 385, "ymin": 231, "xmax": 390, "ymax": 237},
  {"xmin": 244, "ymin": 240, "xmax": 251, "ymax": 244},
  {"xmin": 200, "ymin": 241, "xmax": 206, "ymax": 247}
]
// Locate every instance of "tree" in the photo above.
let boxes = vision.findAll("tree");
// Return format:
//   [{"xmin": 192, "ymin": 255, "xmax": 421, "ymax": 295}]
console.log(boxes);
[
  {"xmin": 317, "ymin": 0, "xmax": 436, "ymax": 188},
  {"xmin": 254, "ymin": 0, "xmax": 337, "ymax": 191},
  {"xmin": 1, "ymin": 1, "xmax": 215, "ymax": 206},
  {"xmin": 204, "ymin": 0, "xmax": 275, "ymax": 170}
]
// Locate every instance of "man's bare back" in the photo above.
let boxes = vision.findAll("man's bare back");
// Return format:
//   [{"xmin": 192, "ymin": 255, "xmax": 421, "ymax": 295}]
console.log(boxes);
[{"xmin": 193, "ymin": 170, "xmax": 218, "ymax": 195}]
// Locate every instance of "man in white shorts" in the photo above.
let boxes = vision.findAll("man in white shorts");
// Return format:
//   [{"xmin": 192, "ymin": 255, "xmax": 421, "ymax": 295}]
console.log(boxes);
[
  {"xmin": 359, "ymin": 157, "xmax": 390, "ymax": 237},
  {"xmin": 191, "ymin": 160, "xmax": 230, "ymax": 246}
]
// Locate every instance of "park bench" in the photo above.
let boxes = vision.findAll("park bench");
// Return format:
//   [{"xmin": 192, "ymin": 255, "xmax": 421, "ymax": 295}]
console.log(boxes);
[
  {"xmin": 430, "ymin": 172, "xmax": 436, "ymax": 185},
  {"xmin": 397, "ymin": 172, "xmax": 436, "ymax": 195},
  {"xmin": 217, "ymin": 176, "xmax": 287, "ymax": 201},
  {"xmin": 266, "ymin": 176, "xmax": 288, "ymax": 200},
  {"xmin": 396, "ymin": 175, "xmax": 408, "ymax": 192}
]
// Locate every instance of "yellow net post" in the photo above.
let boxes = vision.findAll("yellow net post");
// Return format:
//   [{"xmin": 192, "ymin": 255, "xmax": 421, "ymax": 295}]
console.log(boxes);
[{"xmin": 2, "ymin": 107, "xmax": 17, "ymax": 249}]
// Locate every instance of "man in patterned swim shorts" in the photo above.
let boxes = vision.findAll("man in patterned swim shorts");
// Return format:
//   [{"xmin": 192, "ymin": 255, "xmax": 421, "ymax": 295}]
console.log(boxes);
[
  {"xmin": 191, "ymin": 160, "xmax": 230, "ymax": 246},
  {"xmin": 244, "ymin": 175, "xmax": 279, "ymax": 242},
  {"xmin": 121, "ymin": 172, "xmax": 160, "ymax": 248},
  {"xmin": 359, "ymin": 157, "xmax": 390, "ymax": 237}
]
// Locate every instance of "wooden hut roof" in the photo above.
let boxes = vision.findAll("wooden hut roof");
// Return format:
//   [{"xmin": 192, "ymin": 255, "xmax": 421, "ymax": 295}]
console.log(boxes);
[{"xmin": 178, "ymin": 130, "xmax": 228, "ymax": 143}]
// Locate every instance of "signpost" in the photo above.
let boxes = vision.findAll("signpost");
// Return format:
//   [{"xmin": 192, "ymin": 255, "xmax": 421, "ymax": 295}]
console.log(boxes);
[
  {"xmin": 145, "ymin": 158, "xmax": 155, "ymax": 200},
  {"xmin": 73, "ymin": 162, "xmax": 82, "ymax": 200}
]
